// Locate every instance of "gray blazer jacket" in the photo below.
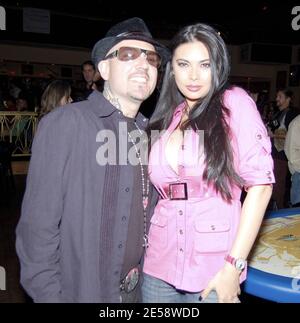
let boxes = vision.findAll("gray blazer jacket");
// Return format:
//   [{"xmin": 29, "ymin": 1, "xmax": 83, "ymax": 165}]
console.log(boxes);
[{"xmin": 16, "ymin": 91, "xmax": 158, "ymax": 302}]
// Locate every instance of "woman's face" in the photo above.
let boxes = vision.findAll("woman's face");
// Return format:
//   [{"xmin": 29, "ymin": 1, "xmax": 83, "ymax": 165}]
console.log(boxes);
[{"xmin": 172, "ymin": 41, "xmax": 212, "ymax": 107}]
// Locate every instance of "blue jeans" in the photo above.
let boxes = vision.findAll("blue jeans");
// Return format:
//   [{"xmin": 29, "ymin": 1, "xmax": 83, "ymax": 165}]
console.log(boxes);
[
  {"xmin": 291, "ymin": 172, "xmax": 300, "ymax": 205},
  {"xmin": 142, "ymin": 273, "xmax": 218, "ymax": 303}
]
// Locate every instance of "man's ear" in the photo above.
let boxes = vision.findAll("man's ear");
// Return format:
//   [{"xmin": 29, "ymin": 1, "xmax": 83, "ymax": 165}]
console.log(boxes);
[{"xmin": 98, "ymin": 60, "xmax": 109, "ymax": 81}]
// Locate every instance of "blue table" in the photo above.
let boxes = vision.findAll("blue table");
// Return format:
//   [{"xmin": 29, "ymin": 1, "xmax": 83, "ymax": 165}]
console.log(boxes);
[{"xmin": 243, "ymin": 208, "xmax": 300, "ymax": 303}]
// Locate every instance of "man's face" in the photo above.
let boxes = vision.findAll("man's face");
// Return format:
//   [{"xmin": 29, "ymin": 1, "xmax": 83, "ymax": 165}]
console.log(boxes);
[
  {"xmin": 276, "ymin": 91, "xmax": 290, "ymax": 111},
  {"xmin": 99, "ymin": 39, "xmax": 158, "ymax": 106},
  {"xmin": 82, "ymin": 64, "xmax": 96, "ymax": 84},
  {"xmin": 16, "ymin": 98, "xmax": 28, "ymax": 111}
]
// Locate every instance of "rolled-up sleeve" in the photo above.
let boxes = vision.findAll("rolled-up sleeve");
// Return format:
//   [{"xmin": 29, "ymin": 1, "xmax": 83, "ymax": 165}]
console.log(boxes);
[
  {"xmin": 226, "ymin": 87, "xmax": 275, "ymax": 188},
  {"xmin": 15, "ymin": 108, "xmax": 75, "ymax": 302}
]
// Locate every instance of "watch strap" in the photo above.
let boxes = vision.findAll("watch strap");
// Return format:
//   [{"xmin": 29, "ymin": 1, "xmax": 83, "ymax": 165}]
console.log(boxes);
[{"xmin": 224, "ymin": 254, "xmax": 247, "ymax": 272}]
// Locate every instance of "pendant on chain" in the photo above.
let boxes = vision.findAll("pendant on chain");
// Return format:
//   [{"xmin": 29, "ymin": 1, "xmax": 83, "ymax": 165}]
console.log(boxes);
[
  {"xmin": 143, "ymin": 233, "xmax": 149, "ymax": 249},
  {"xmin": 143, "ymin": 196, "xmax": 148, "ymax": 209}
]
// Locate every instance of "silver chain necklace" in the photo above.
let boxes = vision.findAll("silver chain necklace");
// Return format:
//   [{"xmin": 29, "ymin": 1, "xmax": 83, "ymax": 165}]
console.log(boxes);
[
  {"xmin": 127, "ymin": 123, "xmax": 150, "ymax": 249},
  {"xmin": 103, "ymin": 84, "xmax": 150, "ymax": 248}
]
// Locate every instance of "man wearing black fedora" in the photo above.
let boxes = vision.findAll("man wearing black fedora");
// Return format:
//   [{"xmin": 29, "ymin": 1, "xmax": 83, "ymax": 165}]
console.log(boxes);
[{"xmin": 16, "ymin": 17, "xmax": 169, "ymax": 303}]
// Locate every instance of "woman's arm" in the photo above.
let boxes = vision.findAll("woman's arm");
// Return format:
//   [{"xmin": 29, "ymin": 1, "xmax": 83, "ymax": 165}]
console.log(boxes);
[
  {"xmin": 228, "ymin": 184, "xmax": 272, "ymax": 260},
  {"xmin": 201, "ymin": 184, "xmax": 272, "ymax": 303}
]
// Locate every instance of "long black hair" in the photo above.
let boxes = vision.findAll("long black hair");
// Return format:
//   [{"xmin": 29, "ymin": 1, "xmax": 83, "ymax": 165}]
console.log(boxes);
[{"xmin": 149, "ymin": 23, "xmax": 243, "ymax": 202}]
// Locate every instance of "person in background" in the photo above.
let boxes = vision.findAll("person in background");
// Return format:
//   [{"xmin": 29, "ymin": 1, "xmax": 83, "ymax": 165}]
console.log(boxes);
[
  {"xmin": 0, "ymin": 89, "xmax": 5, "ymax": 110},
  {"xmin": 16, "ymin": 92, "xmax": 29, "ymax": 112},
  {"xmin": 39, "ymin": 80, "xmax": 72, "ymax": 118},
  {"xmin": 92, "ymin": 70, "xmax": 104, "ymax": 92},
  {"xmin": 81, "ymin": 60, "xmax": 97, "ymax": 98},
  {"xmin": 2, "ymin": 96, "xmax": 16, "ymax": 111},
  {"xmin": 142, "ymin": 23, "xmax": 274, "ymax": 303},
  {"xmin": 284, "ymin": 114, "xmax": 300, "ymax": 207},
  {"xmin": 74, "ymin": 60, "xmax": 103, "ymax": 101},
  {"xmin": 16, "ymin": 17, "xmax": 169, "ymax": 303},
  {"xmin": 267, "ymin": 88, "xmax": 299, "ymax": 208}
]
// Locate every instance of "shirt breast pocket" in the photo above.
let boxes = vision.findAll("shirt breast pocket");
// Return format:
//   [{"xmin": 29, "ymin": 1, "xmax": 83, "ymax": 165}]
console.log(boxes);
[
  {"xmin": 149, "ymin": 214, "xmax": 168, "ymax": 248},
  {"xmin": 193, "ymin": 219, "xmax": 230, "ymax": 254}
]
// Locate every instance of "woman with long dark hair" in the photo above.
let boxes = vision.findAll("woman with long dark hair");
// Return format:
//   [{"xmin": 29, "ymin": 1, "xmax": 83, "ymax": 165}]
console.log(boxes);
[{"xmin": 142, "ymin": 23, "xmax": 274, "ymax": 303}]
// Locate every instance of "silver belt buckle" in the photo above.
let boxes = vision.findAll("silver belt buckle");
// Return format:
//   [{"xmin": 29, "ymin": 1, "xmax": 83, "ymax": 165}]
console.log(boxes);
[
  {"xmin": 120, "ymin": 267, "xmax": 139, "ymax": 293},
  {"xmin": 169, "ymin": 182, "xmax": 188, "ymax": 200}
]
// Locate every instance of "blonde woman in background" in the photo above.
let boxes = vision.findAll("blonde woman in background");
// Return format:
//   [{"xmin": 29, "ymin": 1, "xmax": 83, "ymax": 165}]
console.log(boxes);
[{"xmin": 40, "ymin": 80, "xmax": 72, "ymax": 118}]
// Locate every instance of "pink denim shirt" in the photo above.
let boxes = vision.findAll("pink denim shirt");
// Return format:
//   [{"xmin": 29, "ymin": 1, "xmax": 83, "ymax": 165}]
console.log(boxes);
[{"xmin": 143, "ymin": 87, "xmax": 275, "ymax": 292}]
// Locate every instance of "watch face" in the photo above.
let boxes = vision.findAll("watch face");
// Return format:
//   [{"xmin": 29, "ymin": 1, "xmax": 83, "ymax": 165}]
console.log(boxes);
[{"xmin": 235, "ymin": 259, "xmax": 246, "ymax": 271}]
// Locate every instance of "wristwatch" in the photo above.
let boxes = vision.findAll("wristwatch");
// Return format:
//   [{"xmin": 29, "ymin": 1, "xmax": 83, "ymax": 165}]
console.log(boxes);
[{"xmin": 225, "ymin": 255, "xmax": 247, "ymax": 272}]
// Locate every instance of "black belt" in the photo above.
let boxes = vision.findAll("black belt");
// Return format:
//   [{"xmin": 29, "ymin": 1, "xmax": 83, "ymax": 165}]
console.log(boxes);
[{"xmin": 120, "ymin": 267, "xmax": 139, "ymax": 293}]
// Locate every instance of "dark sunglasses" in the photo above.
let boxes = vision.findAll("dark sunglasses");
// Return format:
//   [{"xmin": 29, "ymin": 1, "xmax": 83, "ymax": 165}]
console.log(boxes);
[{"xmin": 105, "ymin": 46, "xmax": 162, "ymax": 68}]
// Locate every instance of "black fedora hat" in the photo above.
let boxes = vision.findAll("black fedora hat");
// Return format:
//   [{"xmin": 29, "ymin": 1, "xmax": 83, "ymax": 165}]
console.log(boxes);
[{"xmin": 91, "ymin": 17, "xmax": 170, "ymax": 68}]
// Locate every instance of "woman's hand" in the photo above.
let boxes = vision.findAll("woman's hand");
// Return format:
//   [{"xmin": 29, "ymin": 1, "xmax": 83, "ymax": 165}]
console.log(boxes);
[{"xmin": 201, "ymin": 263, "xmax": 241, "ymax": 303}]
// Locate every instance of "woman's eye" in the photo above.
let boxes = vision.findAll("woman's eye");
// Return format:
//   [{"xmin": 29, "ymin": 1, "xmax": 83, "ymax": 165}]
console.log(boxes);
[
  {"xmin": 178, "ymin": 62, "xmax": 188, "ymax": 67},
  {"xmin": 201, "ymin": 63, "xmax": 211, "ymax": 68}
]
